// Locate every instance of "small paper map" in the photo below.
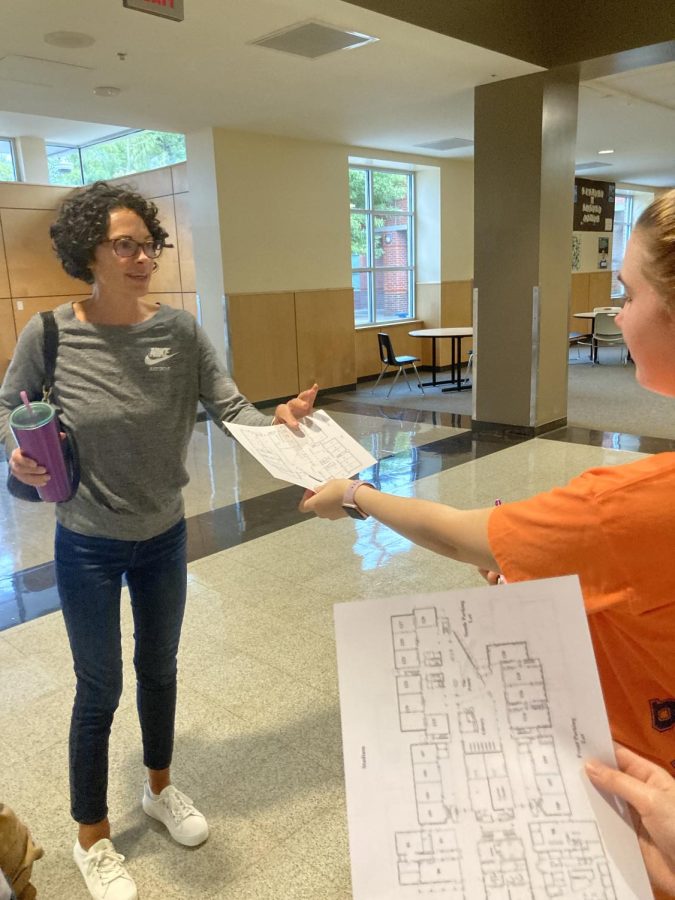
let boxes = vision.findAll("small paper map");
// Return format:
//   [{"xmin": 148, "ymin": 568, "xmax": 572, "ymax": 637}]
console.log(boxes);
[
  {"xmin": 334, "ymin": 576, "xmax": 653, "ymax": 899},
  {"xmin": 225, "ymin": 409, "xmax": 377, "ymax": 489}
]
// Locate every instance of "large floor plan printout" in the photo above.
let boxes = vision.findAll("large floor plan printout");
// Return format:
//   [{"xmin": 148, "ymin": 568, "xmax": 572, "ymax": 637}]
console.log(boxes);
[{"xmin": 334, "ymin": 576, "xmax": 652, "ymax": 899}]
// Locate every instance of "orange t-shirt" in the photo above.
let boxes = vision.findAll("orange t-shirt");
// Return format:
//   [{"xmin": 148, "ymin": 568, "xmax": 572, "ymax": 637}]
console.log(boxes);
[{"xmin": 488, "ymin": 451, "xmax": 675, "ymax": 774}]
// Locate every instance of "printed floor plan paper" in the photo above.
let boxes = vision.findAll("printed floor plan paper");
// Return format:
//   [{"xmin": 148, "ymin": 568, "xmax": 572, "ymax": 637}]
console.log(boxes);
[
  {"xmin": 225, "ymin": 409, "xmax": 376, "ymax": 489},
  {"xmin": 334, "ymin": 576, "xmax": 653, "ymax": 899}
]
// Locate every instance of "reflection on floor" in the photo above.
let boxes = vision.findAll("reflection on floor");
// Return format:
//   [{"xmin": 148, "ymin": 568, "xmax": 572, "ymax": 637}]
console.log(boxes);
[{"xmin": 0, "ymin": 389, "xmax": 663, "ymax": 899}]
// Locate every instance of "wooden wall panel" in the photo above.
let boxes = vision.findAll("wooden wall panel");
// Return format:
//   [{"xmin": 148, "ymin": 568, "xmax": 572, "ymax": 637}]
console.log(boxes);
[
  {"xmin": 110, "ymin": 167, "xmax": 173, "ymax": 199},
  {"xmin": 12, "ymin": 295, "xmax": 89, "ymax": 333},
  {"xmin": 171, "ymin": 163, "xmax": 188, "ymax": 195},
  {"xmin": 173, "ymin": 193, "xmax": 195, "ymax": 292},
  {"xmin": 588, "ymin": 271, "xmax": 612, "ymax": 308},
  {"xmin": 0, "ymin": 218, "xmax": 10, "ymax": 297},
  {"xmin": 295, "ymin": 288, "xmax": 356, "ymax": 390},
  {"xmin": 356, "ymin": 321, "xmax": 424, "ymax": 379},
  {"xmin": 0, "ymin": 182, "xmax": 70, "ymax": 210},
  {"xmin": 227, "ymin": 291, "xmax": 299, "ymax": 403},
  {"xmin": 182, "ymin": 292, "xmax": 197, "ymax": 318},
  {"xmin": 0, "ymin": 297, "xmax": 16, "ymax": 381},
  {"xmin": 570, "ymin": 272, "xmax": 590, "ymax": 333},
  {"xmin": 1, "ymin": 208, "xmax": 82, "ymax": 298},
  {"xmin": 415, "ymin": 282, "xmax": 440, "ymax": 330},
  {"xmin": 148, "ymin": 197, "xmax": 181, "ymax": 294},
  {"xmin": 440, "ymin": 279, "xmax": 473, "ymax": 364}
]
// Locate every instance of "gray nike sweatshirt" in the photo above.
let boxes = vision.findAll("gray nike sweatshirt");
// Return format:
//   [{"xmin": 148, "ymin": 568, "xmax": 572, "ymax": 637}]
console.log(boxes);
[{"xmin": 0, "ymin": 302, "xmax": 270, "ymax": 541}]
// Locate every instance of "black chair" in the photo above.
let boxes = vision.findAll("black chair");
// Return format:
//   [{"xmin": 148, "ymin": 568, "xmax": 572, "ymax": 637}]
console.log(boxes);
[{"xmin": 373, "ymin": 332, "xmax": 424, "ymax": 397}]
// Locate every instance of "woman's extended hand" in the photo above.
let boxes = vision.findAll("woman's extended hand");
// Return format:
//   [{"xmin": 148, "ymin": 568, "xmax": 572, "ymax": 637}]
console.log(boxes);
[
  {"xmin": 586, "ymin": 746, "xmax": 675, "ymax": 894},
  {"xmin": 273, "ymin": 383, "xmax": 318, "ymax": 428},
  {"xmin": 299, "ymin": 479, "xmax": 352, "ymax": 519}
]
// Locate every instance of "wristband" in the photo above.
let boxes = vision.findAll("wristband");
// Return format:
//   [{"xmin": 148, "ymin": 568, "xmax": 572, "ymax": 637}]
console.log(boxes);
[{"xmin": 342, "ymin": 480, "xmax": 375, "ymax": 519}]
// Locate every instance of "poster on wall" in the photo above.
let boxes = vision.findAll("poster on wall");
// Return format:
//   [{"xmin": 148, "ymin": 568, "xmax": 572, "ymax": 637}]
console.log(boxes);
[
  {"xmin": 598, "ymin": 237, "xmax": 609, "ymax": 269},
  {"xmin": 573, "ymin": 178, "xmax": 615, "ymax": 232}
]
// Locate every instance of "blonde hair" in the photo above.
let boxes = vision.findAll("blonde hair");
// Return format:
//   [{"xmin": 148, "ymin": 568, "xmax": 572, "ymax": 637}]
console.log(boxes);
[{"xmin": 635, "ymin": 189, "xmax": 675, "ymax": 302}]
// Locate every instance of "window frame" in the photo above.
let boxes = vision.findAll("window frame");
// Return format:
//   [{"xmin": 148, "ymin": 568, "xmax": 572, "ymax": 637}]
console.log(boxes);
[
  {"xmin": 611, "ymin": 191, "xmax": 634, "ymax": 298},
  {"xmin": 350, "ymin": 165, "xmax": 416, "ymax": 327},
  {"xmin": 46, "ymin": 143, "xmax": 85, "ymax": 186},
  {"xmin": 0, "ymin": 136, "xmax": 18, "ymax": 182},
  {"xmin": 46, "ymin": 129, "xmax": 187, "ymax": 186}
]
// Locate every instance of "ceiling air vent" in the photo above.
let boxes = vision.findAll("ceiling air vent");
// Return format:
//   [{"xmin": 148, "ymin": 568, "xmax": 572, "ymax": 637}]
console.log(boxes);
[
  {"xmin": 415, "ymin": 137, "xmax": 474, "ymax": 152},
  {"xmin": 575, "ymin": 162, "xmax": 613, "ymax": 171},
  {"xmin": 250, "ymin": 21, "xmax": 378, "ymax": 59}
]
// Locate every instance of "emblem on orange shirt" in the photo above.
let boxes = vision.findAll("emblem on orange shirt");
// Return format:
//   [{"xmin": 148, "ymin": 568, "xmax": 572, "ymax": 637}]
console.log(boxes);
[{"xmin": 650, "ymin": 699, "xmax": 675, "ymax": 731}]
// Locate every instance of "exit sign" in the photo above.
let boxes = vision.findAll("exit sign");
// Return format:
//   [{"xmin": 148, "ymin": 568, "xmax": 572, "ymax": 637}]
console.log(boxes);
[{"xmin": 123, "ymin": 0, "xmax": 183, "ymax": 22}]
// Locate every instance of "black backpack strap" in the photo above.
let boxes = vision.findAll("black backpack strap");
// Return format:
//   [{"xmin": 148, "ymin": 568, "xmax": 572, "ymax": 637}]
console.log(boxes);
[{"xmin": 40, "ymin": 309, "xmax": 58, "ymax": 401}]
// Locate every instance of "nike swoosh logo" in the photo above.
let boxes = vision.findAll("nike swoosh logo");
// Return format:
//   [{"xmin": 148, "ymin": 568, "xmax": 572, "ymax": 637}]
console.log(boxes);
[{"xmin": 144, "ymin": 352, "xmax": 179, "ymax": 366}]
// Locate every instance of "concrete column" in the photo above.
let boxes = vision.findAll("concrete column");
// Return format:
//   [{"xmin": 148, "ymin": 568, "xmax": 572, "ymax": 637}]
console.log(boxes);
[
  {"xmin": 14, "ymin": 136, "xmax": 49, "ymax": 184},
  {"xmin": 473, "ymin": 68, "xmax": 579, "ymax": 433}
]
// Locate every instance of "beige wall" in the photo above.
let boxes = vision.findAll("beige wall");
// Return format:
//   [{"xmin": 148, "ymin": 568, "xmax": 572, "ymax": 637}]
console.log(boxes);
[
  {"xmin": 440, "ymin": 160, "xmax": 474, "ymax": 282},
  {"xmin": 213, "ymin": 129, "xmax": 352, "ymax": 294}
]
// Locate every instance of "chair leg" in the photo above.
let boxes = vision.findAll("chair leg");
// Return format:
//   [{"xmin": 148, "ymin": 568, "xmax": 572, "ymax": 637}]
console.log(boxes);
[
  {"xmin": 401, "ymin": 366, "xmax": 413, "ymax": 393},
  {"xmin": 465, "ymin": 352, "xmax": 474, "ymax": 381},
  {"xmin": 372, "ymin": 364, "xmax": 389, "ymax": 393},
  {"xmin": 387, "ymin": 367, "xmax": 403, "ymax": 397},
  {"xmin": 411, "ymin": 362, "xmax": 425, "ymax": 394}
]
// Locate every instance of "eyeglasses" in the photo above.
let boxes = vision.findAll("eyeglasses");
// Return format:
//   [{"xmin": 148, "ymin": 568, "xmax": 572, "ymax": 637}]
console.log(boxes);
[{"xmin": 102, "ymin": 237, "xmax": 171, "ymax": 259}]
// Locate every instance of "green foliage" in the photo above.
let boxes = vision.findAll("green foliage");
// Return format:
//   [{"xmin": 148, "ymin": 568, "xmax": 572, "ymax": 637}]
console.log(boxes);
[
  {"xmin": 47, "ymin": 148, "xmax": 83, "ymax": 186},
  {"xmin": 0, "ymin": 141, "xmax": 16, "ymax": 181},
  {"xmin": 350, "ymin": 167, "xmax": 410, "ymax": 258},
  {"xmin": 45, "ymin": 131, "xmax": 186, "ymax": 186},
  {"xmin": 82, "ymin": 131, "xmax": 186, "ymax": 183}
]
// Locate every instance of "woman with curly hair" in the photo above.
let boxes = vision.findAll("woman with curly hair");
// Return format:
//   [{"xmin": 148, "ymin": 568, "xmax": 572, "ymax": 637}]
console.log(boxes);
[{"xmin": 0, "ymin": 181, "xmax": 317, "ymax": 900}]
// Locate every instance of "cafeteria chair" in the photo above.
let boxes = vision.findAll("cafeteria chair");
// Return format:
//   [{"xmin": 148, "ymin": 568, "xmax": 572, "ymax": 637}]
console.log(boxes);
[
  {"xmin": 373, "ymin": 332, "xmax": 425, "ymax": 397},
  {"xmin": 465, "ymin": 349, "xmax": 475, "ymax": 381},
  {"xmin": 569, "ymin": 332, "xmax": 586, "ymax": 359},
  {"xmin": 578, "ymin": 311, "xmax": 627, "ymax": 364}
]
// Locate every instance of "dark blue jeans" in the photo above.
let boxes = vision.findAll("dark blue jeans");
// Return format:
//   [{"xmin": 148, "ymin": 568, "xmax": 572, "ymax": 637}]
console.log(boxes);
[{"xmin": 55, "ymin": 518, "xmax": 187, "ymax": 825}]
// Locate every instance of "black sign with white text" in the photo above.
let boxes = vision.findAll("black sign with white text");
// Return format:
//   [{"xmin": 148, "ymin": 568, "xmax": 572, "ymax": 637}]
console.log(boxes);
[{"xmin": 573, "ymin": 178, "xmax": 615, "ymax": 232}]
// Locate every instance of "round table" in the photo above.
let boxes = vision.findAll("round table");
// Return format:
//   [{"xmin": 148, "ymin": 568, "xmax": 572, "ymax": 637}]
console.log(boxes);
[{"xmin": 409, "ymin": 327, "xmax": 473, "ymax": 392}]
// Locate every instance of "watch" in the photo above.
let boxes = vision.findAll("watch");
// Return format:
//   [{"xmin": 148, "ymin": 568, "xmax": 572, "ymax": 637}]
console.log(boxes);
[{"xmin": 342, "ymin": 480, "xmax": 375, "ymax": 519}]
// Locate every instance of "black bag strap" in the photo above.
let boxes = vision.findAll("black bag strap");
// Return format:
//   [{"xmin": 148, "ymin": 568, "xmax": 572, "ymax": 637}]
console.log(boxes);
[
  {"xmin": 40, "ymin": 310, "xmax": 58, "ymax": 402},
  {"xmin": 38, "ymin": 308, "xmax": 81, "ymax": 497}
]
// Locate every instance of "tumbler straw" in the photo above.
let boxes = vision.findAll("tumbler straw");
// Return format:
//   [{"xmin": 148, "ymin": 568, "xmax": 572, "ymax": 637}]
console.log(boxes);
[{"xmin": 19, "ymin": 391, "xmax": 36, "ymax": 421}]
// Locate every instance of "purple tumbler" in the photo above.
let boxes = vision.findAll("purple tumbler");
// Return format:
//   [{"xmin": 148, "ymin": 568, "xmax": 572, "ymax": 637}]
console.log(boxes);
[{"xmin": 9, "ymin": 400, "xmax": 73, "ymax": 502}]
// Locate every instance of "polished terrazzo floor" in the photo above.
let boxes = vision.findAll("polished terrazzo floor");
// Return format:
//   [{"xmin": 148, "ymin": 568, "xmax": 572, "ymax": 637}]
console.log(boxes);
[{"xmin": 0, "ymin": 383, "xmax": 667, "ymax": 899}]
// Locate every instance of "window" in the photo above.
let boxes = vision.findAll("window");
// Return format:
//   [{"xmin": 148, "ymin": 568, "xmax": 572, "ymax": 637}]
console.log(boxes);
[
  {"xmin": 47, "ymin": 145, "xmax": 84, "ymax": 186},
  {"xmin": 611, "ymin": 189, "xmax": 654, "ymax": 297},
  {"xmin": 0, "ymin": 138, "xmax": 17, "ymax": 182},
  {"xmin": 47, "ymin": 130, "xmax": 186, "ymax": 186},
  {"xmin": 350, "ymin": 166, "xmax": 415, "ymax": 325}
]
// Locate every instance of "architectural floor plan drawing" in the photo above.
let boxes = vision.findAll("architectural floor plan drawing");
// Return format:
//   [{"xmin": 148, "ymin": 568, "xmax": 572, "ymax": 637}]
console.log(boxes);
[
  {"xmin": 334, "ymin": 576, "xmax": 652, "ymax": 899},
  {"xmin": 225, "ymin": 409, "xmax": 376, "ymax": 489}
]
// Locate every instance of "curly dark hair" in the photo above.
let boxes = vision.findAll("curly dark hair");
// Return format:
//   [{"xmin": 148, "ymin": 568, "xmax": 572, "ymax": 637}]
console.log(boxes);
[{"xmin": 49, "ymin": 181, "xmax": 169, "ymax": 284}]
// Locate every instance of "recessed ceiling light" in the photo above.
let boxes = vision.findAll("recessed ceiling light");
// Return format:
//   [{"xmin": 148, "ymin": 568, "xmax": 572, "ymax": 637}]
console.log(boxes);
[
  {"xmin": 44, "ymin": 31, "xmax": 95, "ymax": 49},
  {"xmin": 598, "ymin": 149, "xmax": 614, "ymax": 154},
  {"xmin": 93, "ymin": 85, "xmax": 121, "ymax": 97}
]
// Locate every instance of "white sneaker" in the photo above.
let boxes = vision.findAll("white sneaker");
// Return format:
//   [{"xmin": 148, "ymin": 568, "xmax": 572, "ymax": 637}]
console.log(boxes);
[
  {"xmin": 73, "ymin": 838, "xmax": 138, "ymax": 900},
  {"xmin": 142, "ymin": 783, "xmax": 209, "ymax": 847}
]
